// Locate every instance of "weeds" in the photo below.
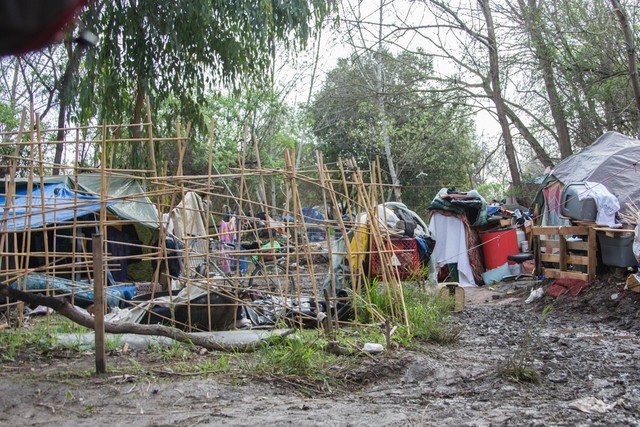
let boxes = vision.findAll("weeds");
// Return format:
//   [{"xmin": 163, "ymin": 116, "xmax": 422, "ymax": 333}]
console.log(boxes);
[
  {"xmin": 196, "ymin": 354, "xmax": 233, "ymax": 374},
  {"xmin": 500, "ymin": 312, "xmax": 546, "ymax": 385},
  {"xmin": 105, "ymin": 335, "xmax": 122, "ymax": 353},
  {"xmin": 254, "ymin": 333, "xmax": 341, "ymax": 381},
  {"xmin": 501, "ymin": 361, "xmax": 541, "ymax": 384},
  {"xmin": 358, "ymin": 280, "xmax": 460, "ymax": 345},
  {"xmin": 0, "ymin": 320, "xmax": 55, "ymax": 361},
  {"xmin": 148, "ymin": 340, "xmax": 193, "ymax": 361}
]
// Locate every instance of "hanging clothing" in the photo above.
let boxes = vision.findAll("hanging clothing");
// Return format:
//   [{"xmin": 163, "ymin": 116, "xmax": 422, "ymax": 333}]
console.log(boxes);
[
  {"xmin": 219, "ymin": 217, "xmax": 237, "ymax": 273},
  {"xmin": 428, "ymin": 212, "xmax": 476, "ymax": 287}
]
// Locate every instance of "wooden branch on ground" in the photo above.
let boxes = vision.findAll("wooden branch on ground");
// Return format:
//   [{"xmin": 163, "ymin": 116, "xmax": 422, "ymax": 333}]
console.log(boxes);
[{"xmin": 0, "ymin": 284, "xmax": 291, "ymax": 353}]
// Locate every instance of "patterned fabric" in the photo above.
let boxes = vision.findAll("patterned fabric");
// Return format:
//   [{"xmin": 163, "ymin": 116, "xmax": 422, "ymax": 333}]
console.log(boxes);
[
  {"xmin": 542, "ymin": 181, "xmax": 563, "ymax": 226},
  {"xmin": 219, "ymin": 218, "xmax": 237, "ymax": 273}
]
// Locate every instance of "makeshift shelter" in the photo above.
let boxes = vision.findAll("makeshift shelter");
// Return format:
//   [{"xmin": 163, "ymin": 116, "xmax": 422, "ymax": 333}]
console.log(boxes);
[
  {"xmin": 0, "ymin": 173, "xmax": 159, "ymax": 283},
  {"xmin": 534, "ymin": 131, "xmax": 640, "ymax": 224},
  {"xmin": 2, "ymin": 173, "xmax": 159, "ymax": 229}
]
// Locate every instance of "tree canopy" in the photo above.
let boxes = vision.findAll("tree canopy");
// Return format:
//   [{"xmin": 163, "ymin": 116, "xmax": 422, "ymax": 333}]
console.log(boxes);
[{"xmin": 310, "ymin": 49, "xmax": 479, "ymax": 209}]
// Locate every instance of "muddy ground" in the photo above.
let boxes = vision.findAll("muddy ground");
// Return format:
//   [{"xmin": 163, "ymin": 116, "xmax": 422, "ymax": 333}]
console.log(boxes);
[{"xmin": 2, "ymin": 275, "xmax": 640, "ymax": 426}]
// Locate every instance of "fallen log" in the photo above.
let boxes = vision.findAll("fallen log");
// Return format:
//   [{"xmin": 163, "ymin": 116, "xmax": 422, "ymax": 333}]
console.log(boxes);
[{"xmin": 0, "ymin": 283, "xmax": 290, "ymax": 352}]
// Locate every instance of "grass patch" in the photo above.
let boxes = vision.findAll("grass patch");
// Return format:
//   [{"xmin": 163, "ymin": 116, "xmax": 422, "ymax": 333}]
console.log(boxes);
[
  {"xmin": 0, "ymin": 320, "xmax": 56, "ymax": 361},
  {"xmin": 148, "ymin": 340, "xmax": 194, "ymax": 361},
  {"xmin": 358, "ymin": 280, "xmax": 460, "ymax": 345},
  {"xmin": 105, "ymin": 335, "xmax": 123, "ymax": 353},
  {"xmin": 195, "ymin": 354, "xmax": 233, "ymax": 374},
  {"xmin": 500, "ymin": 361, "xmax": 541, "ymax": 384},
  {"xmin": 251, "ymin": 332, "xmax": 345, "ymax": 384}
]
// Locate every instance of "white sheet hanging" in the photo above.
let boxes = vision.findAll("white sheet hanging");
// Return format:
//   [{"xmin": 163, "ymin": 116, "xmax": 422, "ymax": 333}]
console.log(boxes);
[{"xmin": 428, "ymin": 213, "xmax": 476, "ymax": 287}]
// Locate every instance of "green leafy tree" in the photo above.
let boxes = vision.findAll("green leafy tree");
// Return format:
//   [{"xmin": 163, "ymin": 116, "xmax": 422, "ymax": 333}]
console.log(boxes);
[
  {"xmin": 79, "ymin": 0, "xmax": 332, "ymax": 131},
  {"xmin": 310, "ymin": 49, "xmax": 478, "ymax": 211},
  {"xmin": 15, "ymin": 0, "xmax": 333, "ymax": 172},
  {"xmin": 202, "ymin": 88, "xmax": 314, "ymax": 214}
]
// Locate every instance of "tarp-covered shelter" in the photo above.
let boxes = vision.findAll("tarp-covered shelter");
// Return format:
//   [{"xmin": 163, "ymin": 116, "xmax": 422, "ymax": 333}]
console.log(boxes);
[
  {"xmin": 0, "ymin": 173, "xmax": 159, "ymax": 229},
  {"xmin": 0, "ymin": 182, "xmax": 108, "ymax": 231},
  {"xmin": 0, "ymin": 173, "xmax": 159, "ymax": 283},
  {"xmin": 534, "ymin": 131, "xmax": 640, "ymax": 223}
]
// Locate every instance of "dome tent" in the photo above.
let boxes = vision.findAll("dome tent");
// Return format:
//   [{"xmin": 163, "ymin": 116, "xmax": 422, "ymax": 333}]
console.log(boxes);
[{"xmin": 534, "ymin": 131, "xmax": 640, "ymax": 221}]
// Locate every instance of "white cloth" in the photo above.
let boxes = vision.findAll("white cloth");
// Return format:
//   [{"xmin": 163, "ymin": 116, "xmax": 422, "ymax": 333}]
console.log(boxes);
[
  {"xmin": 579, "ymin": 182, "xmax": 620, "ymax": 227},
  {"xmin": 169, "ymin": 191, "xmax": 209, "ymax": 240},
  {"xmin": 357, "ymin": 206, "xmax": 399, "ymax": 230},
  {"xmin": 428, "ymin": 213, "xmax": 476, "ymax": 287}
]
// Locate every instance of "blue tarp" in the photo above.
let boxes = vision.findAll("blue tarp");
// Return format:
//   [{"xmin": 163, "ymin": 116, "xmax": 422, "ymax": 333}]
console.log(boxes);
[
  {"xmin": 10, "ymin": 273, "xmax": 137, "ymax": 308},
  {"xmin": 284, "ymin": 207, "xmax": 326, "ymax": 242},
  {"xmin": 0, "ymin": 183, "xmax": 115, "ymax": 231}
]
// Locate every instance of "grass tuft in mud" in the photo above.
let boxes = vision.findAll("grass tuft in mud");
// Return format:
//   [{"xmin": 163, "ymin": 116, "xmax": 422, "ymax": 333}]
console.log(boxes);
[
  {"xmin": 500, "ymin": 317, "xmax": 543, "ymax": 384},
  {"xmin": 501, "ymin": 362, "xmax": 541, "ymax": 384},
  {"xmin": 253, "ymin": 333, "xmax": 342, "ymax": 381},
  {"xmin": 0, "ymin": 316, "xmax": 81, "ymax": 361},
  {"xmin": 359, "ymin": 280, "xmax": 461, "ymax": 345}
]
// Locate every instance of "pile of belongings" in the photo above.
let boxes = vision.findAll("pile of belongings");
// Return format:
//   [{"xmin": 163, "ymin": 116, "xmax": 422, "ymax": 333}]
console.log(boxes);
[{"xmin": 428, "ymin": 188, "xmax": 488, "ymax": 287}]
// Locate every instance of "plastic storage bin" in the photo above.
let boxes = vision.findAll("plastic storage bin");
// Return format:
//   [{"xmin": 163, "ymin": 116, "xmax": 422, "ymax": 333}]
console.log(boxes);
[
  {"xmin": 560, "ymin": 182, "xmax": 597, "ymax": 221},
  {"xmin": 597, "ymin": 232, "xmax": 637, "ymax": 268}
]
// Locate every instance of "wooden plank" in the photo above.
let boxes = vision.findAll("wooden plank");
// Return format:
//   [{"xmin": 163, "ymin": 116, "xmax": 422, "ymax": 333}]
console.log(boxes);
[
  {"xmin": 534, "ymin": 234, "xmax": 541, "ymax": 276},
  {"xmin": 588, "ymin": 227, "xmax": 597, "ymax": 281},
  {"xmin": 532, "ymin": 226, "xmax": 590, "ymax": 235},
  {"xmin": 559, "ymin": 234, "xmax": 567, "ymax": 271},
  {"xmin": 593, "ymin": 227, "xmax": 634, "ymax": 235},
  {"xmin": 557, "ymin": 226, "xmax": 590, "ymax": 236},
  {"xmin": 540, "ymin": 253, "xmax": 560, "ymax": 263},
  {"xmin": 543, "ymin": 268, "xmax": 588, "ymax": 281}
]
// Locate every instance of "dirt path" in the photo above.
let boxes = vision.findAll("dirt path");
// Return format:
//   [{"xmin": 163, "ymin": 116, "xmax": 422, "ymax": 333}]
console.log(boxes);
[{"xmin": 2, "ymin": 280, "xmax": 639, "ymax": 426}]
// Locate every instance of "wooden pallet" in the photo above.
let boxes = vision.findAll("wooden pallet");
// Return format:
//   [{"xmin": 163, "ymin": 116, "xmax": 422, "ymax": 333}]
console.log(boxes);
[{"xmin": 532, "ymin": 226, "xmax": 597, "ymax": 282}]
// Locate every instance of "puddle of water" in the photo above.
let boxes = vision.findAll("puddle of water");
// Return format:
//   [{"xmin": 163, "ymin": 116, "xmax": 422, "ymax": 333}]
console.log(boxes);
[{"xmin": 542, "ymin": 327, "xmax": 638, "ymax": 341}]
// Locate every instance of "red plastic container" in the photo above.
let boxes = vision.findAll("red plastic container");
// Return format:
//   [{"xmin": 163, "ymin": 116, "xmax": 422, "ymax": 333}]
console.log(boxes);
[
  {"xmin": 370, "ymin": 237, "xmax": 421, "ymax": 280},
  {"xmin": 479, "ymin": 227, "xmax": 519, "ymax": 270}
]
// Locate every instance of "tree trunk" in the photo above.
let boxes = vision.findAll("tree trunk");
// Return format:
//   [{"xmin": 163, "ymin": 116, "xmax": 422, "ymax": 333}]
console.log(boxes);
[
  {"xmin": 478, "ymin": 0, "xmax": 522, "ymax": 194},
  {"xmin": 609, "ymin": 0, "xmax": 640, "ymax": 137},
  {"xmin": 0, "ymin": 283, "xmax": 291, "ymax": 352},
  {"xmin": 521, "ymin": 0, "xmax": 572, "ymax": 158},
  {"xmin": 10, "ymin": 58, "xmax": 19, "ymax": 105},
  {"xmin": 132, "ymin": 79, "xmax": 145, "ymax": 140},
  {"xmin": 53, "ymin": 39, "xmax": 85, "ymax": 175},
  {"xmin": 376, "ymin": 0, "xmax": 402, "ymax": 202},
  {"xmin": 503, "ymin": 102, "xmax": 555, "ymax": 167}
]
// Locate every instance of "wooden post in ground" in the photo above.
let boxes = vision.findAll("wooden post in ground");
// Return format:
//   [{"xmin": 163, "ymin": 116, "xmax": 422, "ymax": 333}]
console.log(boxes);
[
  {"xmin": 323, "ymin": 288, "xmax": 334, "ymax": 338},
  {"xmin": 92, "ymin": 234, "xmax": 106, "ymax": 374}
]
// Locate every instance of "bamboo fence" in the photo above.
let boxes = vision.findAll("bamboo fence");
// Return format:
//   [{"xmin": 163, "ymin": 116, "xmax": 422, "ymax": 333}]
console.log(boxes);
[{"xmin": 0, "ymin": 105, "xmax": 418, "ymax": 334}]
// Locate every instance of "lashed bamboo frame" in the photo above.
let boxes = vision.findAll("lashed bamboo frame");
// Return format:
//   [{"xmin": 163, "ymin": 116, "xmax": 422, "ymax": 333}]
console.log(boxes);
[{"xmin": 0, "ymin": 106, "xmax": 416, "ymax": 334}]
